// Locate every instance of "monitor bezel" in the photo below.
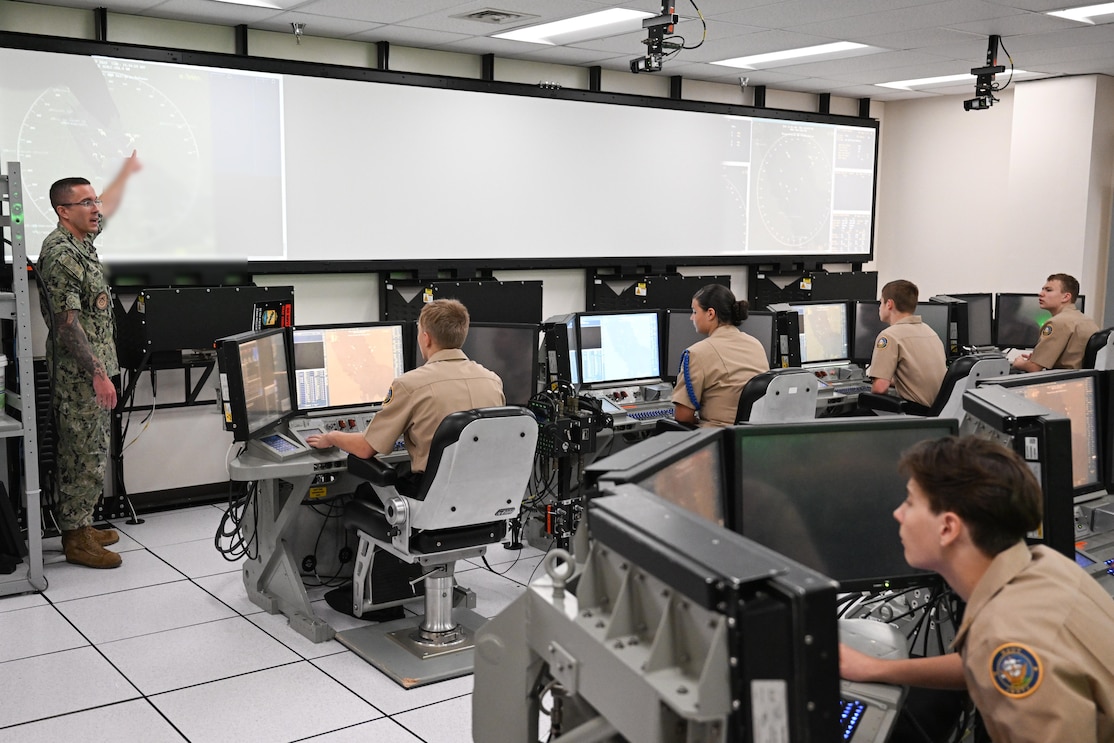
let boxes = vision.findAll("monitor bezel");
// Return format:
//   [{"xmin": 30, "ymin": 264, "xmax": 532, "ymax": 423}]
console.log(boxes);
[
  {"xmin": 982, "ymin": 369, "xmax": 1105, "ymax": 501},
  {"xmin": 217, "ymin": 326, "xmax": 297, "ymax": 443},
  {"xmin": 733, "ymin": 417, "xmax": 958, "ymax": 592},
  {"xmin": 459, "ymin": 321, "xmax": 542, "ymax": 406},
  {"xmin": 291, "ymin": 321, "xmax": 411, "ymax": 414},
  {"xmin": 994, "ymin": 292, "xmax": 1049, "ymax": 349},
  {"xmin": 945, "ymin": 292, "xmax": 994, "ymax": 348},
  {"xmin": 850, "ymin": 300, "xmax": 886, "ymax": 364},
  {"xmin": 784, "ymin": 299, "xmax": 853, "ymax": 366},
  {"xmin": 575, "ymin": 309, "xmax": 664, "ymax": 388}
]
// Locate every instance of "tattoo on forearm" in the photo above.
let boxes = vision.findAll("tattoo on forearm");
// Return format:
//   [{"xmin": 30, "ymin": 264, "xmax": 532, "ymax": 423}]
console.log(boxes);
[{"xmin": 55, "ymin": 310, "xmax": 107, "ymax": 379}]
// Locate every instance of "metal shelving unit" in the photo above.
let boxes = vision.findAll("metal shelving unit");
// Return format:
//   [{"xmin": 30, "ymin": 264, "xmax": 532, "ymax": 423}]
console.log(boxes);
[{"xmin": 1, "ymin": 161, "xmax": 45, "ymax": 595}]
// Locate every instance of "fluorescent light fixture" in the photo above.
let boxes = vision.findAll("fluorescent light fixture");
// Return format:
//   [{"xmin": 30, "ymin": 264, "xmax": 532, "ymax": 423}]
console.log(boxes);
[
  {"xmin": 493, "ymin": 9, "xmax": 653, "ymax": 45},
  {"xmin": 212, "ymin": 0, "xmax": 284, "ymax": 8},
  {"xmin": 712, "ymin": 41, "xmax": 870, "ymax": 70},
  {"xmin": 1047, "ymin": 2, "xmax": 1114, "ymax": 23},
  {"xmin": 877, "ymin": 70, "xmax": 1033, "ymax": 90}
]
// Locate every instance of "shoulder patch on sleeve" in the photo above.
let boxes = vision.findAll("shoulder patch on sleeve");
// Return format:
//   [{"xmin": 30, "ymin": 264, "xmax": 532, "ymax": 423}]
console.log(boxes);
[
  {"xmin": 989, "ymin": 642, "xmax": 1043, "ymax": 698},
  {"xmin": 876, "ymin": 336, "xmax": 889, "ymax": 349},
  {"xmin": 1041, "ymin": 323, "xmax": 1053, "ymax": 337},
  {"xmin": 382, "ymin": 386, "xmax": 394, "ymax": 405}
]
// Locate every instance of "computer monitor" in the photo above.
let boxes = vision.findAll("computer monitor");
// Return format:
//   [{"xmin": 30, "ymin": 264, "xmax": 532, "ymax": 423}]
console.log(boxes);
[
  {"xmin": 995, "ymin": 293, "xmax": 1049, "ymax": 349},
  {"xmin": 662, "ymin": 309, "xmax": 778, "ymax": 383},
  {"xmin": 851, "ymin": 300, "xmax": 887, "ymax": 363},
  {"xmin": 216, "ymin": 327, "xmax": 296, "ymax": 442},
  {"xmin": 915, "ymin": 301, "xmax": 951, "ymax": 351},
  {"xmin": 291, "ymin": 323, "xmax": 407, "ymax": 413},
  {"xmin": 734, "ymin": 418, "xmax": 958, "ymax": 591},
  {"xmin": 786, "ymin": 301, "xmax": 851, "ymax": 364},
  {"xmin": 947, "ymin": 293, "xmax": 994, "ymax": 347},
  {"xmin": 461, "ymin": 322, "xmax": 540, "ymax": 406},
  {"xmin": 985, "ymin": 370, "xmax": 1104, "ymax": 501},
  {"xmin": 739, "ymin": 311, "xmax": 779, "ymax": 367},
  {"xmin": 662, "ymin": 309, "xmax": 702, "ymax": 383},
  {"xmin": 577, "ymin": 310, "xmax": 661, "ymax": 387}
]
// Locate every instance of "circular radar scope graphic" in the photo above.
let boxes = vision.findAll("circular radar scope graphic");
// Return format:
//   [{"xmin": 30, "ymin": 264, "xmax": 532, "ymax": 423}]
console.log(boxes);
[
  {"xmin": 18, "ymin": 70, "xmax": 202, "ymax": 251},
  {"xmin": 755, "ymin": 134, "xmax": 833, "ymax": 248}
]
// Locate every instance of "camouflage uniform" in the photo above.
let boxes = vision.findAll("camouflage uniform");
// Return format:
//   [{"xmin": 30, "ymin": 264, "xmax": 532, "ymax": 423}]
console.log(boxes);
[{"xmin": 37, "ymin": 225, "xmax": 118, "ymax": 531}]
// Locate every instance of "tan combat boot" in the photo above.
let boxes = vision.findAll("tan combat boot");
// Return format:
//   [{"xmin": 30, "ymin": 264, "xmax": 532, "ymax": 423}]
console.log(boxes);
[
  {"xmin": 62, "ymin": 528, "xmax": 122, "ymax": 569},
  {"xmin": 86, "ymin": 526, "xmax": 120, "ymax": 547}
]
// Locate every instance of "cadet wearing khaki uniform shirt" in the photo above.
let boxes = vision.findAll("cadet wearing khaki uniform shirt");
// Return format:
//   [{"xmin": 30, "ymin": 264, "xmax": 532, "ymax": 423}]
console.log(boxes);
[
  {"xmin": 866, "ymin": 316, "xmax": 946, "ymax": 408},
  {"xmin": 953, "ymin": 542, "xmax": 1114, "ymax": 743},
  {"xmin": 1028, "ymin": 304, "xmax": 1099, "ymax": 370},
  {"xmin": 671, "ymin": 325, "xmax": 769, "ymax": 427},
  {"xmin": 363, "ymin": 348, "xmax": 504, "ymax": 473}
]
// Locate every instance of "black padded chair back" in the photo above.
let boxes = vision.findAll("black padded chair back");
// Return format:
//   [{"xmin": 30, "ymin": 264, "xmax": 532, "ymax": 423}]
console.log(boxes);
[
  {"xmin": 1084, "ymin": 327, "xmax": 1114, "ymax": 370},
  {"xmin": 927, "ymin": 352, "xmax": 1007, "ymax": 417}
]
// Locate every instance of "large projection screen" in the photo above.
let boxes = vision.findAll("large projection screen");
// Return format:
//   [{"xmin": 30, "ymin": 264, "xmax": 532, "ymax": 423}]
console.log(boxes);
[{"xmin": 0, "ymin": 43, "xmax": 878, "ymax": 266}]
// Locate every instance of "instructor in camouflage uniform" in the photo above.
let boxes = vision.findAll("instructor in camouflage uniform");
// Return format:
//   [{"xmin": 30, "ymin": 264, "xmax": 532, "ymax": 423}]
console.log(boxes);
[{"xmin": 37, "ymin": 151, "xmax": 140, "ymax": 569}]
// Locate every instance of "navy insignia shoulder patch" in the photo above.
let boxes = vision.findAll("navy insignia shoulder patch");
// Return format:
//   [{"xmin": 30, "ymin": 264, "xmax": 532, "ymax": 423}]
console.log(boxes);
[
  {"xmin": 383, "ymin": 387, "xmax": 394, "ymax": 405},
  {"xmin": 1041, "ymin": 324, "xmax": 1053, "ymax": 337},
  {"xmin": 989, "ymin": 642, "xmax": 1043, "ymax": 698},
  {"xmin": 876, "ymin": 336, "xmax": 889, "ymax": 349}
]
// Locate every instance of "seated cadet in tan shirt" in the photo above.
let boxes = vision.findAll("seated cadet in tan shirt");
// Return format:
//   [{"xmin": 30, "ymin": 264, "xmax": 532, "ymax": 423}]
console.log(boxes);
[
  {"xmin": 1013, "ymin": 273, "xmax": 1099, "ymax": 372},
  {"xmin": 672, "ymin": 284, "xmax": 769, "ymax": 427},
  {"xmin": 867, "ymin": 279, "xmax": 947, "ymax": 409},
  {"xmin": 840, "ymin": 436, "xmax": 1114, "ymax": 743},
  {"xmin": 306, "ymin": 299, "xmax": 505, "ymax": 489}
]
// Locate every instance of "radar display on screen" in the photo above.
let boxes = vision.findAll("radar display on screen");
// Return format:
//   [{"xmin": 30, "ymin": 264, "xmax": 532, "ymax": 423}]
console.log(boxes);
[
  {"xmin": 787, "ymin": 302, "xmax": 850, "ymax": 364},
  {"xmin": 292, "ymin": 324, "xmax": 405, "ymax": 411}
]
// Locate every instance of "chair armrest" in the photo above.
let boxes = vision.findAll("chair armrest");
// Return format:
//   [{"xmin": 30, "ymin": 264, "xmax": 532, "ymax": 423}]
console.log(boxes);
[
  {"xmin": 654, "ymin": 418, "xmax": 698, "ymax": 434},
  {"xmin": 346, "ymin": 454, "xmax": 397, "ymax": 486},
  {"xmin": 856, "ymin": 392, "xmax": 908, "ymax": 414}
]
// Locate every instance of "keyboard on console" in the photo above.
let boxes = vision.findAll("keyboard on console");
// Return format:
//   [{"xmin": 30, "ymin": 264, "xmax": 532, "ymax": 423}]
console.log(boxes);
[
  {"xmin": 839, "ymin": 697, "xmax": 867, "ymax": 741},
  {"xmin": 624, "ymin": 405, "xmax": 674, "ymax": 422},
  {"xmin": 838, "ymin": 619, "xmax": 908, "ymax": 743}
]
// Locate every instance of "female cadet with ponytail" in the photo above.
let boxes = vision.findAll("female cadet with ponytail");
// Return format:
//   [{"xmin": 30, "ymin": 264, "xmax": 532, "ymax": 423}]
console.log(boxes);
[{"xmin": 671, "ymin": 284, "xmax": 770, "ymax": 426}]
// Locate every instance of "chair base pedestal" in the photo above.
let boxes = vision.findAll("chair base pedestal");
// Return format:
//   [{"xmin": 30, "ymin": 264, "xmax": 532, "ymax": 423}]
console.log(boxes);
[{"xmin": 335, "ymin": 608, "xmax": 488, "ymax": 689}]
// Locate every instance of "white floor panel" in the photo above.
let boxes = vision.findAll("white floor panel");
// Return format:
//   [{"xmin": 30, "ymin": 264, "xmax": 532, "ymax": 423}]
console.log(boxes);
[
  {"xmin": 0, "ymin": 699, "xmax": 186, "ymax": 743},
  {"xmin": 115, "ymin": 506, "xmax": 224, "ymax": 549},
  {"xmin": 193, "ymin": 570, "xmax": 266, "ymax": 616},
  {"xmin": 0, "ymin": 591, "xmax": 47, "ymax": 614},
  {"xmin": 98, "ymin": 616, "xmax": 301, "ymax": 695},
  {"xmin": 150, "ymin": 538, "xmax": 244, "ymax": 579},
  {"xmin": 151, "ymin": 661, "xmax": 381, "ymax": 743},
  {"xmin": 0, "ymin": 646, "xmax": 139, "ymax": 728},
  {"xmin": 247, "ymin": 609, "xmax": 350, "ymax": 661},
  {"xmin": 299, "ymin": 717, "xmax": 423, "ymax": 742},
  {"xmin": 0, "ymin": 604, "xmax": 88, "ymax": 663},
  {"xmin": 392, "ymin": 694, "xmax": 474, "ymax": 743},
  {"xmin": 312, "ymin": 651, "xmax": 473, "ymax": 715},
  {"xmin": 55, "ymin": 579, "xmax": 237, "ymax": 645},
  {"xmin": 42, "ymin": 549, "xmax": 186, "ymax": 603}
]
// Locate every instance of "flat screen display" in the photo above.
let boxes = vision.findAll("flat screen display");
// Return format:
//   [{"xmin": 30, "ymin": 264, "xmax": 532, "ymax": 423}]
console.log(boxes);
[
  {"xmin": 994, "ymin": 371, "xmax": 1103, "ymax": 496},
  {"xmin": 0, "ymin": 45, "xmax": 878, "ymax": 264},
  {"xmin": 461, "ymin": 323, "xmax": 540, "ymax": 406},
  {"xmin": 995, "ymin": 294, "xmax": 1049, "ymax": 349},
  {"xmin": 217, "ymin": 327, "xmax": 295, "ymax": 441},
  {"xmin": 915, "ymin": 302, "xmax": 951, "ymax": 351},
  {"xmin": 734, "ymin": 418, "xmax": 958, "ymax": 591},
  {"xmin": 949, "ymin": 293, "xmax": 994, "ymax": 347},
  {"xmin": 638, "ymin": 437, "xmax": 725, "ymax": 526},
  {"xmin": 787, "ymin": 301, "xmax": 850, "ymax": 364},
  {"xmin": 577, "ymin": 311, "xmax": 661, "ymax": 386},
  {"xmin": 851, "ymin": 301, "xmax": 887, "ymax": 363},
  {"xmin": 292, "ymin": 324, "xmax": 406, "ymax": 412}
]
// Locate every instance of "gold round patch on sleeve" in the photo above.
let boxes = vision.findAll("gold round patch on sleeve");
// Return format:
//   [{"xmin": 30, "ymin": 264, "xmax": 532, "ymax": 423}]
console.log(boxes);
[{"xmin": 989, "ymin": 642, "xmax": 1043, "ymax": 698}]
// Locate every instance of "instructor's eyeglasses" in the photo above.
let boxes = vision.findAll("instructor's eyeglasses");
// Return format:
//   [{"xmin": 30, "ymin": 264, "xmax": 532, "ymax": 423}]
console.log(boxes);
[{"xmin": 59, "ymin": 199, "xmax": 102, "ymax": 208}]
